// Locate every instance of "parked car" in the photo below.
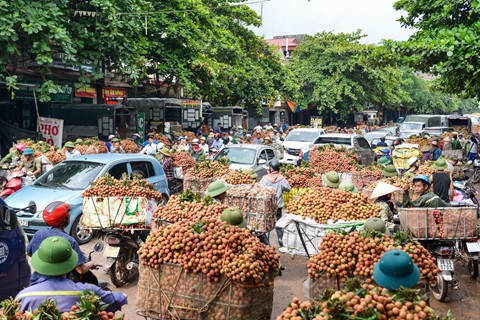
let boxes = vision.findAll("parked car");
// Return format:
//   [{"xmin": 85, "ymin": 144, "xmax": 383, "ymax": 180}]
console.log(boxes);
[
  {"xmin": 0, "ymin": 198, "xmax": 31, "ymax": 300},
  {"xmin": 5, "ymin": 154, "xmax": 170, "ymax": 244},
  {"xmin": 282, "ymin": 128, "xmax": 326, "ymax": 165},
  {"xmin": 398, "ymin": 131, "xmax": 426, "ymax": 139},
  {"xmin": 301, "ymin": 134, "xmax": 376, "ymax": 166},
  {"xmin": 424, "ymin": 126, "xmax": 454, "ymax": 136},
  {"xmin": 364, "ymin": 131, "xmax": 391, "ymax": 146},
  {"xmin": 214, "ymin": 144, "xmax": 278, "ymax": 180},
  {"xmin": 375, "ymin": 126, "xmax": 399, "ymax": 136}
]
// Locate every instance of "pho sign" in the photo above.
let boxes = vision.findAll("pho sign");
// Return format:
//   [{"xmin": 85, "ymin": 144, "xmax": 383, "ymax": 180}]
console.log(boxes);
[{"xmin": 38, "ymin": 117, "xmax": 64, "ymax": 148}]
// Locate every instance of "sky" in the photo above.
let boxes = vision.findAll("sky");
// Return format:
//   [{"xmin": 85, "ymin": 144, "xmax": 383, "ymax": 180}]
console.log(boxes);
[{"xmin": 247, "ymin": 0, "xmax": 416, "ymax": 44}]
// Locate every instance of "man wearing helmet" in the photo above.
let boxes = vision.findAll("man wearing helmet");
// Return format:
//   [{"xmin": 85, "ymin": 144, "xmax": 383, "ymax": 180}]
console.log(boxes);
[
  {"xmin": 1, "ymin": 143, "xmax": 25, "ymax": 164},
  {"xmin": 403, "ymin": 157, "xmax": 419, "ymax": 179},
  {"xmin": 402, "ymin": 174, "xmax": 450, "ymax": 208},
  {"xmin": 260, "ymin": 159, "xmax": 291, "ymax": 246},
  {"xmin": 27, "ymin": 202, "xmax": 97, "ymax": 282}
]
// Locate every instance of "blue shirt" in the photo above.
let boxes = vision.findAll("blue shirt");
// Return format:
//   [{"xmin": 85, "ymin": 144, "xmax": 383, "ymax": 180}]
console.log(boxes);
[
  {"xmin": 27, "ymin": 228, "xmax": 88, "ymax": 283},
  {"xmin": 16, "ymin": 275, "xmax": 127, "ymax": 313},
  {"xmin": 376, "ymin": 142, "xmax": 388, "ymax": 147},
  {"xmin": 141, "ymin": 139, "xmax": 158, "ymax": 148},
  {"xmin": 27, "ymin": 228, "xmax": 87, "ymax": 265},
  {"xmin": 212, "ymin": 139, "xmax": 223, "ymax": 150},
  {"xmin": 430, "ymin": 147, "xmax": 442, "ymax": 160}
]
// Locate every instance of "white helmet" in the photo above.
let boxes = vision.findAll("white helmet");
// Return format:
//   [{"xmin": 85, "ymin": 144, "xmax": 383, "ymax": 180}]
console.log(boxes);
[{"xmin": 408, "ymin": 157, "xmax": 418, "ymax": 167}]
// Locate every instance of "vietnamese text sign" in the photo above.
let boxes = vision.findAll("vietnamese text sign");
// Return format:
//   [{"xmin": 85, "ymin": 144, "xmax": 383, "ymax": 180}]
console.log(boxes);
[{"xmin": 39, "ymin": 117, "xmax": 64, "ymax": 148}]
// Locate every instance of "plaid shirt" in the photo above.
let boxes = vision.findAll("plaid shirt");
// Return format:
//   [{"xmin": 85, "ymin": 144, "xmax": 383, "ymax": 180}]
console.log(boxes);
[{"xmin": 161, "ymin": 156, "xmax": 174, "ymax": 182}]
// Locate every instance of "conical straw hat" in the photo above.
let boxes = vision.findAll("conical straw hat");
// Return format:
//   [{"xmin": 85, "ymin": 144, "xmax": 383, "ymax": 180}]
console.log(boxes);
[{"xmin": 370, "ymin": 181, "xmax": 400, "ymax": 199}]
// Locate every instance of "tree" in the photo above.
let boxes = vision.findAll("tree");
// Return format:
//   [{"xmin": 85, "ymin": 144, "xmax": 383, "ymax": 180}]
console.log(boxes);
[
  {"xmin": 0, "ymin": 0, "xmax": 149, "ymax": 101},
  {"xmin": 139, "ymin": 0, "xmax": 293, "ymax": 107},
  {"xmin": 388, "ymin": 0, "xmax": 480, "ymax": 97},
  {"xmin": 288, "ymin": 31, "xmax": 409, "ymax": 120},
  {"xmin": 0, "ymin": 0, "xmax": 292, "ymax": 106}
]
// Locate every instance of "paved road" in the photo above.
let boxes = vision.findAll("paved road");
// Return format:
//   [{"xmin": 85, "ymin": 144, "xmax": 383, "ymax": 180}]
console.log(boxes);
[{"xmin": 80, "ymin": 233, "xmax": 480, "ymax": 320}]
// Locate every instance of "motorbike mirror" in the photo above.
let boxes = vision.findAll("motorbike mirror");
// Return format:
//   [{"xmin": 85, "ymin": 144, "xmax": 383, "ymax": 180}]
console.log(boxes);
[
  {"xmin": 27, "ymin": 201, "xmax": 37, "ymax": 214},
  {"xmin": 94, "ymin": 242, "xmax": 104, "ymax": 252}
]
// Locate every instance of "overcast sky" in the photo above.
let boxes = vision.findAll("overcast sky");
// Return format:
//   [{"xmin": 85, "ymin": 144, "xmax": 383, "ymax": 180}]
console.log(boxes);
[{"xmin": 247, "ymin": 0, "xmax": 415, "ymax": 44}]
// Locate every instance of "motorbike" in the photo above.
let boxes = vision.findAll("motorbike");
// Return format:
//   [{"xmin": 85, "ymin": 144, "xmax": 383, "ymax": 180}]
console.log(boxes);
[
  {"xmin": 465, "ymin": 158, "xmax": 480, "ymax": 184},
  {"xmin": 420, "ymin": 240, "xmax": 457, "ymax": 302},
  {"xmin": 0, "ymin": 169, "xmax": 27, "ymax": 198},
  {"xmin": 104, "ymin": 230, "xmax": 145, "ymax": 287},
  {"xmin": 69, "ymin": 242, "xmax": 110, "ymax": 290}
]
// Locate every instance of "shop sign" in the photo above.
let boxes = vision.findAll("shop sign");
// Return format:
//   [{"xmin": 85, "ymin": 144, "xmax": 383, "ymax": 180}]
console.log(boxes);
[
  {"xmin": 38, "ymin": 116, "xmax": 64, "ymax": 148},
  {"xmin": 182, "ymin": 99, "xmax": 202, "ymax": 108},
  {"xmin": 137, "ymin": 112, "xmax": 145, "ymax": 142},
  {"xmin": 310, "ymin": 116, "xmax": 322, "ymax": 128},
  {"xmin": 102, "ymin": 87, "xmax": 127, "ymax": 105},
  {"xmin": 15, "ymin": 81, "xmax": 73, "ymax": 102},
  {"xmin": 74, "ymin": 86, "xmax": 97, "ymax": 98}
]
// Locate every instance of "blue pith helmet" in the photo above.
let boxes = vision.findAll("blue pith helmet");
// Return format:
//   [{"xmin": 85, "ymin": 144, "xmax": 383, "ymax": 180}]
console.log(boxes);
[
  {"xmin": 23, "ymin": 147, "xmax": 35, "ymax": 155},
  {"xmin": 373, "ymin": 249, "xmax": 420, "ymax": 290},
  {"xmin": 381, "ymin": 148, "xmax": 390, "ymax": 154},
  {"xmin": 413, "ymin": 174, "xmax": 430, "ymax": 187}
]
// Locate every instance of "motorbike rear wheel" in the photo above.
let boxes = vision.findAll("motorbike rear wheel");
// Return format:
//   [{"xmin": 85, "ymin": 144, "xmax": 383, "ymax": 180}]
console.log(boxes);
[
  {"xmin": 468, "ymin": 258, "xmax": 479, "ymax": 279},
  {"xmin": 109, "ymin": 247, "xmax": 131, "ymax": 287},
  {"xmin": 430, "ymin": 273, "xmax": 448, "ymax": 302}
]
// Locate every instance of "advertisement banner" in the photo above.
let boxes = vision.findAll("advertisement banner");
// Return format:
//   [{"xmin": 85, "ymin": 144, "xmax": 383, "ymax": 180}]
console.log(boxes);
[
  {"xmin": 137, "ymin": 112, "xmax": 145, "ymax": 142},
  {"xmin": 38, "ymin": 117, "xmax": 64, "ymax": 148},
  {"xmin": 74, "ymin": 86, "xmax": 97, "ymax": 98}
]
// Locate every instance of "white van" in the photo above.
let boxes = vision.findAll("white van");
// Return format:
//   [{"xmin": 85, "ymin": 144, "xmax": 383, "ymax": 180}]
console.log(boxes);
[{"xmin": 282, "ymin": 128, "xmax": 326, "ymax": 164}]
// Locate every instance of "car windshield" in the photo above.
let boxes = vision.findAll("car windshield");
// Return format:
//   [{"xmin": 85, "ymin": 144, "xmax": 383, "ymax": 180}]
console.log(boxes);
[
  {"xmin": 399, "ymin": 132, "xmax": 413, "ymax": 139},
  {"xmin": 35, "ymin": 161, "xmax": 104, "ymax": 190},
  {"xmin": 216, "ymin": 148, "xmax": 257, "ymax": 165},
  {"xmin": 400, "ymin": 123, "xmax": 422, "ymax": 131},
  {"xmin": 364, "ymin": 133, "xmax": 385, "ymax": 141},
  {"xmin": 285, "ymin": 131, "xmax": 319, "ymax": 142},
  {"xmin": 315, "ymin": 137, "xmax": 351, "ymax": 145}
]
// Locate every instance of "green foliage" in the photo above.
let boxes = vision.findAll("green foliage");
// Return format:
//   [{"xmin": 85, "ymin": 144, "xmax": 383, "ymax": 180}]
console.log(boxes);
[
  {"xmin": 289, "ymin": 30, "xmax": 409, "ymax": 120},
  {"xmin": 0, "ymin": 0, "xmax": 291, "ymax": 106},
  {"xmin": 389, "ymin": 0, "xmax": 480, "ymax": 97}
]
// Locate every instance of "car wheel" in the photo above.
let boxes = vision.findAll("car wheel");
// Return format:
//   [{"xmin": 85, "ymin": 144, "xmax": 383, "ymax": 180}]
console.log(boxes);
[{"xmin": 71, "ymin": 215, "xmax": 93, "ymax": 245}]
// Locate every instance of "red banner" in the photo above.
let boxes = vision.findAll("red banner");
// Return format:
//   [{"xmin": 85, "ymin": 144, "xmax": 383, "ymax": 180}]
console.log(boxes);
[
  {"xmin": 74, "ymin": 86, "xmax": 97, "ymax": 98},
  {"xmin": 102, "ymin": 87, "xmax": 126, "ymax": 98}
]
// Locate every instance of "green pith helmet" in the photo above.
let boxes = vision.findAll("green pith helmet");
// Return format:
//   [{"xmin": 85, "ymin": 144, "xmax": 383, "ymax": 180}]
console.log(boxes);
[
  {"xmin": 373, "ymin": 249, "xmax": 420, "ymax": 291},
  {"xmin": 377, "ymin": 156, "xmax": 392, "ymax": 167},
  {"xmin": 382, "ymin": 165, "xmax": 398, "ymax": 177},
  {"xmin": 364, "ymin": 217, "xmax": 390, "ymax": 235},
  {"xmin": 75, "ymin": 138, "xmax": 83, "ymax": 144},
  {"xmin": 338, "ymin": 181, "xmax": 358, "ymax": 194},
  {"xmin": 206, "ymin": 181, "xmax": 229, "ymax": 198},
  {"xmin": 324, "ymin": 171, "xmax": 340, "ymax": 188},
  {"xmin": 220, "ymin": 207, "xmax": 247, "ymax": 228},
  {"xmin": 111, "ymin": 138, "xmax": 120, "ymax": 142},
  {"xmin": 64, "ymin": 141, "xmax": 75, "ymax": 148},
  {"xmin": 432, "ymin": 158, "xmax": 447, "ymax": 171},
  {"xmin": 31, "ymin": 236, "xmax": 79, "ymax": 276},
  {"xmin": 242, "ymin": 167, "xmax": 258, "ymax": 179}
]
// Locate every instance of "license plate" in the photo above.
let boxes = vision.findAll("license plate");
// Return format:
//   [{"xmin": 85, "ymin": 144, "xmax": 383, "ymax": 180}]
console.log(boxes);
[
  {"xmin": 103, "ymin": 245, "xmax": 120, "ymax": 258},
  {"xmin": 466, "ymin": 242, "xmax": 480, "ymax": 253},
  {"xmin": 18, "ymin": 219, "xmax": 28, "ymax": 227},
  {"xmin": 438, "ymin": 258, "xmax": 454, "ymax": 271}
]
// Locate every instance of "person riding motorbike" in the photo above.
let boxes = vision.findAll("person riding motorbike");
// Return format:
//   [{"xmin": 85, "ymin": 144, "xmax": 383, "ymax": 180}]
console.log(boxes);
[
  {"xmin": 1, "ymin": 143, "xmax": 25, "ymax": 164},
  {"xmin": 402, "ymin": 174, "xmax": 451, "ymax": 208},
  {"xmin": 16, "ymin": 236, "xmax": 128, "ymax": 313},
  {"xmin": 18, "ymin": 147, "xmax": 41, "ymax": 179},
  {"xmin": 27, "ymin": 202, "xmax": 97, "ymax": 283},
  {"xmin": 190, "ymin": 138, "xmax": 205, "ymax": 161}
]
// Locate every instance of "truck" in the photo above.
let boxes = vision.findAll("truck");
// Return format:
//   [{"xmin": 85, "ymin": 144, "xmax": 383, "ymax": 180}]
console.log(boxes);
[{"xmin": 399, "ymin": 115, "xmax": 442, "ymax": 138}]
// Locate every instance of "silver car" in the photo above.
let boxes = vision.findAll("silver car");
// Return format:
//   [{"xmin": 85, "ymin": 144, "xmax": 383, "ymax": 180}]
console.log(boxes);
[{"xmin": 213, "ymin": 144, "xmax": 278, "ymax": 180}]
